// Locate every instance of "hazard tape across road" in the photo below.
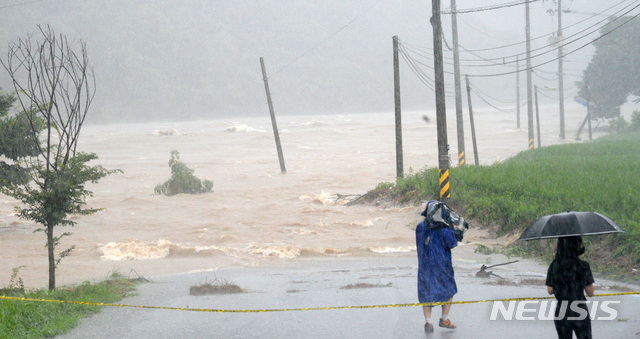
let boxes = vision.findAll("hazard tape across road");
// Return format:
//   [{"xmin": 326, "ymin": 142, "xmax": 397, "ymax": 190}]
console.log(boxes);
[{"xmin": 1, "ymin": 292, "xmax": 639, "ymax": 313}]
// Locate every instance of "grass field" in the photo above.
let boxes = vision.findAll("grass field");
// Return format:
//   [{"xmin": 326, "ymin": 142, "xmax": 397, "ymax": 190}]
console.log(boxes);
[
  {"xmin": 378, "ymin": 131, "xmax": 640, "ymax": 281},
  {"xmin": 0, "ymin": 271, "xmax": 137, "ymax": 339}
]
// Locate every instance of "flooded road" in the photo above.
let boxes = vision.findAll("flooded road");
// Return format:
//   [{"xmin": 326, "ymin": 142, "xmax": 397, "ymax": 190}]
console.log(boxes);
[{"xmin": 56, "ymin": 255, "xmax": 639, "ymax": 339}]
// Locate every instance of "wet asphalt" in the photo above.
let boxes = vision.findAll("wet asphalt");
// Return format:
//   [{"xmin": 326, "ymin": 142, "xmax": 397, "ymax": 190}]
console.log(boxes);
[{"xmin": 55, "ymin": 257, "xmax": 640, "ymax": 339}]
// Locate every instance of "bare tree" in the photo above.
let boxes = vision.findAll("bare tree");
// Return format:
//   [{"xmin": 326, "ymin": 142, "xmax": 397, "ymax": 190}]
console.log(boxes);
[{"xmin": 1, "ymin": 25, "xmax": 117, "ymax": 290}]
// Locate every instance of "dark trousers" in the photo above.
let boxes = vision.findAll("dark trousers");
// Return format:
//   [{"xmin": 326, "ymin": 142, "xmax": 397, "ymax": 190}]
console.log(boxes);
[{"xmin": 554, "ymin": 302, "xmax": 592, "ymax": 339}]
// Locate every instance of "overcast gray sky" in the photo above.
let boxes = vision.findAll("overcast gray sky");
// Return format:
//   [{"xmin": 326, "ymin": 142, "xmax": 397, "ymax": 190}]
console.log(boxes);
[{"xmin": 0, "ymin": 0, "xmax": 635, "ymax": 123}]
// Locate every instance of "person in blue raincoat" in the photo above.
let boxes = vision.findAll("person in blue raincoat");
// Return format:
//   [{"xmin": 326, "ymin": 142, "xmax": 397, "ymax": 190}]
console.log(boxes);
[{"xmin": 416, "ymin": 200, "xmax": 467, "ymax": 333}]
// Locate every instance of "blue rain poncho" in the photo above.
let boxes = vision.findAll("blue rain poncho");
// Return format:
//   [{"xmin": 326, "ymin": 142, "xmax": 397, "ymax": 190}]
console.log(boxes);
[{"xmin": 416, "ymin": 219, "xmax": 458, "ymax": 303}]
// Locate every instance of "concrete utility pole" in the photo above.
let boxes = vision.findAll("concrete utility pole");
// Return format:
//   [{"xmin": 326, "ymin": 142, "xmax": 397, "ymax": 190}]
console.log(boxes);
[
  {"xmin": 516, "ymin": 55, "xmax": 521, "ymax": 129},
  {"xmin": 557, "ymin": 0, "xmax": 566, "ymax": 139},
  {"xmin": 535, "ymin": 85, "xmax": 541, "ymax": 148},
  {"xmin": 525, "ymin": 0, "xmax": 534, "ymax": 149},
  {"xmin": 586, "ymin": 76, "xmax": 592, "ymax": 140},
  {"xmin": 393, "ymin": 36, "xmax": 403, "ymax": 179},
  {"xmin": 465, "ymin": 75, "xmax": 479, "ymax": 166},
  {"xmin": 431, "ymin": 0, "xmax": 450, "ymax": 200},
  {"xmin": 260, "ymin": 57, "xmax": 287, "ymax": 174},
  {"xmin": 451, "ymin": 0, "xmax": 465, "ymax": 166}
]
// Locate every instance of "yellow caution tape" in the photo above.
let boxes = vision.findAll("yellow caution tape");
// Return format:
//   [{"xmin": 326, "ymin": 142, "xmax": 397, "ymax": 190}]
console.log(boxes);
[{"xmin": 1, "ymin": 292, "xmax": 639, "ymax": 313}]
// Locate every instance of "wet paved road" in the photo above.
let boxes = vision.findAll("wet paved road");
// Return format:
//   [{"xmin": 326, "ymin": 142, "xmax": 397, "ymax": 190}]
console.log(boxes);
[{"xmin": 56, "ymin": 257, "xmax": 640, "ymax": 339}]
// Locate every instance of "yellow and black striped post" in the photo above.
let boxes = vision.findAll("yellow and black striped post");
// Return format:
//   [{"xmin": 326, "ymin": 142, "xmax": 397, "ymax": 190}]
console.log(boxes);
[
  {"xmin": 439, "ymin": 168, "xmax": 450, "ymax": 199},
  {"xmin": 528, "ymin": 138, "xmax": 534, "ymax": 150},
  {"xmin": 458, "ymin": 151, "xmax": 465, "ymax": 166}
]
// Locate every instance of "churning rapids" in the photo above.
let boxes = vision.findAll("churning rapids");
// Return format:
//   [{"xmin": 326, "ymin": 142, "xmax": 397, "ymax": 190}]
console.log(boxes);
[{"xmin": 1, "ymin": 107, "xmax": 600, "ymax": 288}]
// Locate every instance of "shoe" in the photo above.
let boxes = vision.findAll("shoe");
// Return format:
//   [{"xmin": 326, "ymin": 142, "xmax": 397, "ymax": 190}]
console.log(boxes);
[
  {"xmin": 439, "ymin": 318, "xmax": 456, "ymax": 329},
  {"xmin": 424, "ymin": 322, "xmax": 434, "ymax": 333}
]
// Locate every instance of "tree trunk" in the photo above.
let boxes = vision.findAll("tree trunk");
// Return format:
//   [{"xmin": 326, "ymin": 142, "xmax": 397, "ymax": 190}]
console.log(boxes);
[{"xmin": 47, "ymin": 223, "xmax": 55, "ymax": 290}]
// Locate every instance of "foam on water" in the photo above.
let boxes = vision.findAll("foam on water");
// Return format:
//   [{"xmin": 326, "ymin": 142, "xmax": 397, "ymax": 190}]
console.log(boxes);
[
  {"xmin": 99, "ymin": 239, "xmax": 174, "ymax": 261},
  {"xmin": 224, "ymin": 124, "xmax": 266, "ymax": 133},
  {"xmin": 367, "ymin": 246, "xmax": 416, "ymax": 254},
  {"xmin": 247, "ymin": 243, "xmax": 301, "ymax": 258}
]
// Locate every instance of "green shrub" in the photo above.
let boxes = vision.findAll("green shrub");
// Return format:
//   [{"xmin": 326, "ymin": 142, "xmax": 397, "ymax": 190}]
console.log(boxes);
[
  {"xmin": 155, "ymin": 150, "xmax": 213, "ymax": 196},
  {"xmin": 608, "ymin": 116, "xmax": 629, "ymax": 134},
  {"xmin": 375, "ymin": 182, "xmax": 395, "ymax": 190}
]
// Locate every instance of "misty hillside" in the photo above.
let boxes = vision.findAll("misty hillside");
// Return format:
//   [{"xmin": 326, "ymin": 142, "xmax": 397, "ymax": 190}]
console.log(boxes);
[{"xmin": 0, "ymin": 0, "xmax": 613, "ymax": 123}]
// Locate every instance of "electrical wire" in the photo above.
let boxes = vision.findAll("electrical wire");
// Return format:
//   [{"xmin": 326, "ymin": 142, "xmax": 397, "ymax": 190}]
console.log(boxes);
[
  {"xmin": 470, "ymin": 82, "xmax": 517, "ymax": 104},
  {"xmin": 449, "ymin": 0, "xmax": 634, "ymax": 54},
  {"xmin": 456, "ymin": 14, "xmax": 518, "ymax": 42},
  {"xmin": 405, "ymin": 49, "xmax": 457, "ymax": 76},
  {"xmin": 404, "ymin": 1, "xmax": 638, "ymax": 71},
  {"xmin": 466, "ymin": 11, "xmax": 640, "ymax": 77},
  {"xmin": 533, "ymin": 69, "xmax": 558, "ymax": 82},
  {"xmin": 398, "ymin": 43, "xmax": 457, "ymax": 97},
  {"xmin": 537, "ymin": 87, "xmax": 579, "ymax": 101},
  {"xmin": 454, "ymin": 1, "xmax": 640, "ymax": 66},
  {"xmin": 404, "ymin": 7, "xmax": 627, "ymax": 73},
  {"xmin": 398, "ymin": 44, "xmax": 436, "ymax": 92},
  {"xmin": 470, "ymin": 86, "xmax": 519, "ymax": 113},
  {"xmin": 266, "ymin": 0, "xmax": 383, "ymax": 79},
  {"xmin": 0, "ymin": 0, "xmax": 42, "ymax": 9},
  {"xmin": 441, "ymin": 0, "xmax": 541, "ymax": 15}
]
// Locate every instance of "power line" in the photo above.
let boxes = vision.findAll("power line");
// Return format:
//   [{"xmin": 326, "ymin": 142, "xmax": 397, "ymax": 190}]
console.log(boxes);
[
  {"xmin": 470, "ymin": 82, "xmax": 517, "ymax": 104},
  {"xmin": 401, "ymin": 7, "xmax": 639, "ymax": 80},
  {"xmin": 467, "ymin": 10, "xmax": 640, "ymax": 77},
  {"xmin": 405, "ymin": 7, "xmax": 630, "ymax": 72},
  {"xmin": 469, "ymin": 86, "xmax": 519, "ymax": 113},
  {"xmin": 401, "ymin": 45, "xmax": 456, "ymax": 76},
  {"xmin": 441, "ymin": 0, "xmax": 541, "ymax": 15},
  {"xmin": 537, "ymin": 87, "xmax": 579, "ymax": 101},
  {"xmin": 533, "ymin": 69, "xmax": 558, "ymax": 81},
  {"xmin": 455, "ymin": 1, "xmax": 640, "ymax": 66},
  {"xmin": 456, "ymin": 14, "xmax": 518, "ymax": 42},
  {"xmin": 398, "ymin": 44, "xmax": 436, "ymax": 92},
  {"xmin": 0, "ymin": 0, "xmax": 42, "ymax": 9},
  {"xmin": 453, "ymin": 0, "xmax": 635, "ymax": 53},
  {"xmin": 401, "ymin": 0, "xmax": 639, "ymax": 71},
  {"xmin": 266, "ymin": 0, "xmax": 383, "ymax": 79},
  {"xmin": 397, "ymin": 43, "xmax": 457, "ymax": 97}
]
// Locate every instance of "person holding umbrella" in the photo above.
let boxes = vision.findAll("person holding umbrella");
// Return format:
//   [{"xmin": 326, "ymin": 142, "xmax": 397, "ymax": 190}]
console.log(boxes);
[
  {"xmin": 416, "ymin": 200, "xmax": 468, "ymax": 333},
  {"xmin": 546, "ymin": 236, "xmax": 594, "ymax": 339},
  {"xmin": 519, "ymin": 210, "xmax": 624, "ymax": 339}
]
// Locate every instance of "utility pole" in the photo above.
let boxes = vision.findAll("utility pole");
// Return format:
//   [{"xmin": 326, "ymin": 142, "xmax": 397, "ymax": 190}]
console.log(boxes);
[
  {"xmin": 451, "ymin": 0, "xmax": 465, "ymax": 166},
  {"xmin": 431, "ymin": 0, "xmax": 450, "ymax": 200},
  {"xmin": 465, "ymin": 75, "xmax": 479, "ymax": 166},
  {"xmin": 535, "ymin": 85, "xmax": 541, "ymax": 148},
  {"xmin": 586, "ymin": 76, "xmax": 592, "ymax": 140},
  {"xmin": 526, "ymin": 0, "xmax": 534, "ymax": 150},
  {"xmin": 516, "ymin": 55, "xmax": 521, "ymax": 129},
  {"xmin": 260, "ymin": 57, "xmax": 286, "ymax": 174},
  {"xmin": 393, "ymin": 36, "xmax": 403, "ymax": 179},
  {"xmin": 557, "ymin": 0, "xmax": 566, "ymax": 139}
]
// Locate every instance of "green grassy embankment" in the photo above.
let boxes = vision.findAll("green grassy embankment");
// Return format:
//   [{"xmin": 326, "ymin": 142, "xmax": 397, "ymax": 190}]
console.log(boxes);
[
  {"xmin": 372, "ymin": 131, "xmax": 640, "ymax": 282},
  {"xmin": 0, "ymin": 271, "xmax": 138, "ymax": 339}
]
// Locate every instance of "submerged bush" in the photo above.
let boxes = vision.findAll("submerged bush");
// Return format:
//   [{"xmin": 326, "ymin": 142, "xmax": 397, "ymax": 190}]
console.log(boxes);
[
  {"xmin": 189, "ymin": 277, "xmax": 243, "ymax": 295},
  {"xmin": 154, "ymin": 150, "xmax": 213, "ymax": 196}
]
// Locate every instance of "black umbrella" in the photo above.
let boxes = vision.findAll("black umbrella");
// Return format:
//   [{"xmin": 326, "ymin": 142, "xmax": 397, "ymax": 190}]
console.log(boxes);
[{"xmin": 519, "ymin": 211, "xmax": 624, "ymax": 241}]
